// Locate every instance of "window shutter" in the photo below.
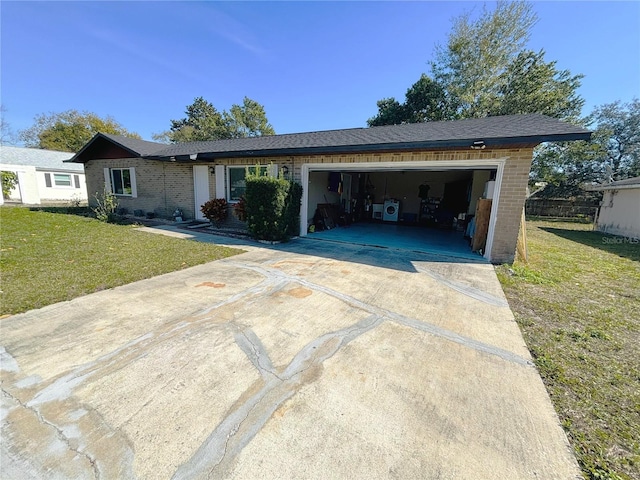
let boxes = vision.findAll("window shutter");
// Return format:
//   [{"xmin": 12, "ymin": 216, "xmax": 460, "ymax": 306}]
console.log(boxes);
[
  {"xmin": 74, "ymin": 175, "xmax": 80, "ymax": 188},
  {"xmin": 44, "ymin": 173, "xmax": 52, "ymax": 188},
  {"xmin": 269, "ymin": 164, "xmax": 278, "ymax": 177},
  {"xmin": 103, "ymin": 168, "xmax": 112, "ymax": 192},
  {"xmin": 129, "ymin": 167, "xmax": 137, "ymax": 198},
  {"xmin": 215, "ymin": 165, "xmax": 225, "ymax": 199}
]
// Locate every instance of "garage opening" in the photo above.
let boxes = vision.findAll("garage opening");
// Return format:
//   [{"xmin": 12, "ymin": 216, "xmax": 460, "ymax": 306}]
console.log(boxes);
[{"xmin": 301, "ymin": 162, "xmax": 501, "ymax": 261}]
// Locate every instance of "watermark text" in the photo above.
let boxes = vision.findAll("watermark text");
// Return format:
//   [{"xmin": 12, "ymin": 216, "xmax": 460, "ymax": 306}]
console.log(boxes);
[{"xmin": 602, "ymin": 236, "xmax": 639, "ymax": 245}]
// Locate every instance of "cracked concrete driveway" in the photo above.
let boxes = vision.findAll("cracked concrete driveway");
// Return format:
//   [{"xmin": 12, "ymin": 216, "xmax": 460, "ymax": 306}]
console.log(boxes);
[{"xmin": 1, "ymin": 234, "xmax": 581, "ymax": 479}]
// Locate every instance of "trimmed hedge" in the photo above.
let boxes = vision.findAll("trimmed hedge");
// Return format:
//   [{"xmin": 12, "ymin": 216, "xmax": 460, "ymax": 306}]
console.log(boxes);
[{"xmin": 245, "ymin": 174, "xmax": 302, "ymax": 241}]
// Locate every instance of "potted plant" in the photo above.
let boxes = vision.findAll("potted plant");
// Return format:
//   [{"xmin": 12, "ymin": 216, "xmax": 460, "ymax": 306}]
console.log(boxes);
[{"xmin": 201, "ymin": 198, "xmax": 228, "ymax": 227}]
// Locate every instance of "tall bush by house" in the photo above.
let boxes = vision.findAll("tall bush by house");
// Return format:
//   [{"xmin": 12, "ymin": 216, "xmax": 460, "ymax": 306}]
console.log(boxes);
[{"xmin": 244, "ymin": 166, "xmax": 302, "ymax": 241}]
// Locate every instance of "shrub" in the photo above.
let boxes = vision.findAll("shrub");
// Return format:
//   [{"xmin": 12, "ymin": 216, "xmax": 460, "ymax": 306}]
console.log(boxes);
[
  {"xmin": 1, "ymin": 171, "xmax": 18, "ymax": 199},
  {"xmin": 92, "ymin": 187, "xmax": 119, "ymax": 223},
  {"xmin": 283, "ymin": 181, "xmax": 303, "ymax": 237},
  {"xmin": 233, "ymin": 196, "xmax": 247, "ymax": 222},
  {"xmin": 201, "ymin": 198, "xmax": 228, "ymax": 227},
  {"xmin": 244, "ymin": 167, "xmax": 302, "ymax": 241}
]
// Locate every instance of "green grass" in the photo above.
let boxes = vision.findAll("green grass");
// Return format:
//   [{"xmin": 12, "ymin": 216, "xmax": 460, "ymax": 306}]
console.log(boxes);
[
  {"xmin": 496, "ymin": 219, "xmax": 640, "ymax": 480},
  {"xmin": 0, "ymin": 207, "xmax": 243, "ymax": 315}
]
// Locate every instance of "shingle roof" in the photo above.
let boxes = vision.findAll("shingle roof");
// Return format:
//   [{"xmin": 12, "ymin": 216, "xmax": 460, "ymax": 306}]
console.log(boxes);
[
  {"xmin": 147, "ymin": 114, "xmax": 590, "ymax": 160},
  {"xmin": 0, "ymin": 145, "xmax": 83, "ymax": 171},
  {"xmin": 98, "ymin": 133, "xmax": 167, "ymax": 156},
  {"xmin": 70, "ymin": 114, "xmax": 591, "ymax": 163}
]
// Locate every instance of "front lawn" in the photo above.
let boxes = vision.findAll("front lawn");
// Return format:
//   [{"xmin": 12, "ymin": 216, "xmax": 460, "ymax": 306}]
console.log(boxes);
[
  {"xmin": 0, "ymin": 207, "xmax": 243, "ymax": 315},
  {"xmin": 497, "ymin": 219, "xmax": 639, "ymax": 480}
]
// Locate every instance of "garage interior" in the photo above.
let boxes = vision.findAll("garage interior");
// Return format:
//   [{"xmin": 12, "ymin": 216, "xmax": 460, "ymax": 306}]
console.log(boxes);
[{"xmin": 306, "ymin": 168, "xmax": 497, "ymax": 260}]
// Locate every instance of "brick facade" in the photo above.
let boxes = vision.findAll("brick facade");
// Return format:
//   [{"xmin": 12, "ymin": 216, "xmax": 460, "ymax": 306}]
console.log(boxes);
[
  {"xmin": 86, "ymin": 146, "xmax": 534, "ymax": 263},
  {"xmin": 85, "ymin": 158, "xmax": 194, "ymax": 218}
]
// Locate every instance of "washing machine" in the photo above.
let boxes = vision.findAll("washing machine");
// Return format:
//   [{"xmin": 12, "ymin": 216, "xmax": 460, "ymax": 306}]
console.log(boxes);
[{"xmin": 383, "ymin": 200, "xmax": 400, "ymax": 222}]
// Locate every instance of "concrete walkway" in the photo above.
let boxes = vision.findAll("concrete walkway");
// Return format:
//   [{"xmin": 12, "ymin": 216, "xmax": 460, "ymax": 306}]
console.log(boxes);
[{"xmin": 1, "ymin": 228, "xmax": 581, "ymax": 479}]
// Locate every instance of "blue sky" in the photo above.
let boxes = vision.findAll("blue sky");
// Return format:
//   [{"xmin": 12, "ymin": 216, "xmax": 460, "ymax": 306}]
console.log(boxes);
[{"xmin": 2, "ymin": 1, "xmax": 639, "ymax": 143}]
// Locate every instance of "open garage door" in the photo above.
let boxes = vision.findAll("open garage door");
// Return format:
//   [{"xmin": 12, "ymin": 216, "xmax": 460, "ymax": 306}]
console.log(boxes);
[{"xmin": 300, "ymin": 159, "xmax": 505, "ymax": 261}]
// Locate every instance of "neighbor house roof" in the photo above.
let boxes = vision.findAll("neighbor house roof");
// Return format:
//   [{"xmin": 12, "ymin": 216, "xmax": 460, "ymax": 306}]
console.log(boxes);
[
  {"xmin": 1, "ymin": 145, "xmax": 83, "ymax": 172},
  {"xmin": 585, "ymin": 176, "xmax": 640, "ymax": 191},
  {"xmin": 70, "ymin": 114, "xmax": 592, "ymax": 163}
]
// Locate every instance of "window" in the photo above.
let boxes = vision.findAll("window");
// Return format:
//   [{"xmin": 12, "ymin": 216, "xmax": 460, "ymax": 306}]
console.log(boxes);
[
  {"xmin": 53, "ymin": 173, "xmax": 72, "ymax": 187},
  {"xmin": 226, "ymin": 165, "xmax": 271, "ymax": 201},
  {"xmin": 111, "ymin": 168, "xmax": 132, "ymax": 195},
  {"xmin": 44, "ymin": 172, "xmax": 75, "ymax": 188},
  {"xmin": 104, "ymin": 167, "xmax": 137, "ymax": 197}
]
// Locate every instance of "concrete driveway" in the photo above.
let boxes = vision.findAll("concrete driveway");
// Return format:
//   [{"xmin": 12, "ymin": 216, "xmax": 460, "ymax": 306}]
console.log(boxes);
[{"xmin": 1, "ymin": 231, "xmax": 580, "ymax": 479}]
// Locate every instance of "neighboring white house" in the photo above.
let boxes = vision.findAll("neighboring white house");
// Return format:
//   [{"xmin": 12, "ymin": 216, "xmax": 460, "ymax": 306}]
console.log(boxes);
[
  {"xmin": 588, "ymin": 176, "xmax": 640, "ymax": 239},
  {"xmin": 0, "ymin": 146, "xmax": 87, "ymax": 205}
]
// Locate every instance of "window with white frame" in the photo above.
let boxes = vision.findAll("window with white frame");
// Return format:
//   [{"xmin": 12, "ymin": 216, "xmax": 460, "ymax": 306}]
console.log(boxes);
[
  {"xmin": 53, "ymin": 173, "xmax": 72, "ymax": 187},
  {"xmin": 226, "ymin": 165, "xmax": 272, "ymax": 202},
  {"xmin": 104, "ymin": 167, "xmax": 137, "ymax": 197},
  {"xmin": 44, "ymin": 173, "xmax": 81, "ymax": 188}
]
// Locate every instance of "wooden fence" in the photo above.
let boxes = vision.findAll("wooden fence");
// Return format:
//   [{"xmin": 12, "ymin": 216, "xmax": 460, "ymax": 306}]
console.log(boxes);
[{"xmin": 525, "ymin": 198, "xmax": 599, "ymax": 218}]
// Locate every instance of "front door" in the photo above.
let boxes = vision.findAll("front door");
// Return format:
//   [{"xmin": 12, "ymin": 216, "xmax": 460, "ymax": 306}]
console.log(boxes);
[{"xmin": 193, "ymin": 165, "xmax": 210, "ymax": 221}]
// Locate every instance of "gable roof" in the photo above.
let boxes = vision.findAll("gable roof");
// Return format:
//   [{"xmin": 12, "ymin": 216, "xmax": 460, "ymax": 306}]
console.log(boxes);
[
  {"xmin": 99, "ymin": 133, "xmax": 168, "ymax": 156},
  {"xmin": 68, "ymin": 133, "xmax": 167, "ymax": 163},
  {"xmin": 70, "ymin": 114, "xmax": 591, "ymax": 163},
  {"xmin": 0, "ymin": 145, "xmax": 83, "ymax": 171}
]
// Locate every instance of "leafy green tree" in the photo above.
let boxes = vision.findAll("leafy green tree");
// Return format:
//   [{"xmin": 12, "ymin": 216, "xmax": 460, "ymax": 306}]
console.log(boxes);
[
  {"xmin": 531, "ymin": 137, "xmax": 606, "ymax": 198},
  {"xmin": 430, "ymin": 0, "xmax": 538, "ymax": 118},
  {"xmin": 591, "ymin": 98, "xmax": 640, "ymax": 179},
  {"xmin": 166, "ymin": 97, "xmax": 228, "ymax": 142},
  {"xmin": 530, "ymin": 99, "xmax": 639, "ymax": 197},
  {"xmin": 19, "ymin": 110, "xmax": 141, "ymax": 153},
  {"xmin": 368, "ymin": 75, "xmax": 449, "ymax": 126},
  {"xmin": 225, "ymin": 97, "xmax": 275, "ymax": 138},
  {"xmin": 157, "ymin": 96, "xmax": 275, "ymax": 143},
  {"xmin": 368, "ymin": 98, "xmax": 407, "ymax": 127},
  {"xmin": 370, "ymin": 1, "xmax": 584, "ymax": 125},
  {"xmin": 497, "ymin": 50, "xmax": 584, "ymax": 120}
]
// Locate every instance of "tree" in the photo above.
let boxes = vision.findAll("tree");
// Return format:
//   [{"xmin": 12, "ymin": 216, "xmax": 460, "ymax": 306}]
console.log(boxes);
[
  {"xmin": 430, "ymin": 0, "xmax": 538, "ymax": 119},
  {"xmin": 19, "ymin": 110, "xmax": 140, "ymax": 153},
  {"xmin": 225, "ymin": 97, "xmax": 275, "ymax": 138},
  {"xmin": 530, "ymin": 136, "xmax": 606, "ymax": 198},
  {"xmin": 165, "ymin": 97, "xmax": 228, "ymax": 142},
  {"xmin": 591, "ymin": 98, "xmax": 640, "ymax": 179},
  {"xmin": 530, "ymin": 98, "xmax": 640, "ymax": 197},
  {"xmin": 1, "ymin": 105, "xmax": 17, "ymax": 145},
  {"xmin": 370, "ymin": 1, "xmax": 584, "ymax": 125},
  {"xmin": 368, "ymin": 75, "xmax": 449, "ymax": 126},
  {"xmin": 368, "ymin": 98, "xmax": 408, "ymax": 127},
  {"xmin": 497, "ymin": 50, "xmax": 584, "ymax": 121},
  {"xmin": 157, "ymin": 96, "xmax": 275, "ymax": 143}
]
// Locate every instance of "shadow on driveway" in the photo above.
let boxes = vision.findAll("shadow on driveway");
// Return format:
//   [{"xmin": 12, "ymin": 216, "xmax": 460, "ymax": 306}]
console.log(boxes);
[{"xmin": 150, "ymin": 225, "xmax": 488, "ymax": 274}]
